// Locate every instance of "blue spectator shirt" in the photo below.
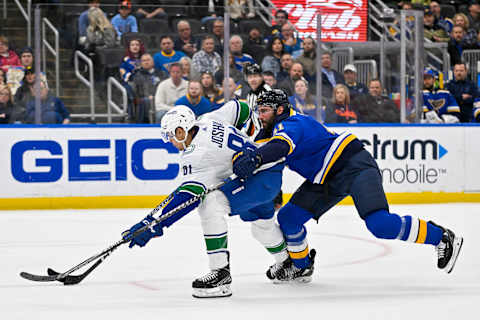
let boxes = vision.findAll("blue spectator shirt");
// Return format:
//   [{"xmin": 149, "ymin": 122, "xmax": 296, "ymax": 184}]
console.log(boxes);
[
  {"xmin": 175, "ymin": 94, "xmax": 212, "ymax": 117},
  {"xmin": 153, "ymin": 50, "xmax": 186, "ymax": 73},
  {"xmin": 111, "ymin": 14, "xmax": 138, "ymax": 38}
]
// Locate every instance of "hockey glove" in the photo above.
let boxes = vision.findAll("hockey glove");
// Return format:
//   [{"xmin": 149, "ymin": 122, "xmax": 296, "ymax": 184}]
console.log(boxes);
[
  {"xmin": 122, "ymin": 215, "xmax": 164, "ymax": 248},
  {"xmin": 232, "ymin": 148, "xmax": 262, "ymax": 179},
  {"xmin": 424, "ymin": 110, "xmax": 443, "ymax": 124},
  {"xmin": 441, "ymin": 114, "xmax": 460, "ymax": 123}
]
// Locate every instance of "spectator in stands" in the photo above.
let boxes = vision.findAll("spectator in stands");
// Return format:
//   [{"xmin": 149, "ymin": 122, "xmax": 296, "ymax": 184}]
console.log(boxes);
[
  {"xmin": 430, "ymin": 1, "xmax": 453, "ymax": 33},
  {"xmin": 447, "ymin": 25, "xmax": 477, "ymax": 66},
  {"xmin": 262, "ymin": 70, "xmax": 277, "ymax": 89},
  {"xmin": 154, "ymin": 62, "xmax": 188, "ymax": 122},
  {"xmin": 343, "ymin": 64, "xmax": 368, "ymax": 100},
  {"xmin": 179, "ymin": 56, "xmax": 196, "ymax": 81},
  {"xmin": 131, "ymin": 0, "xmax": 167, "ymax": 20},
  {"xmin": 120, "ymin": 38, "xmax": 145, "ymax": 82},
  {"xmin": 0, "ymin": 69, "xmax": 5, "ymax": 84},
  {"xmin": 269, "ymin": 9, "xmax": 289, "ymax": 39},
  {"xmin": 295, "ymin": 36, "xmax": 316, "ymax": 80},
  {"xmin": 215, "ymin": 54, "xmax": 243, "ymax": 85},
  {"xmin": 288, "ymin": 78, "xmax": 320, "ymax": 119},
  {"xmin": 13, "ymin": 68, "xmax": 35, "ymax": 109},
  {"xmin": 280, "ymin": 23, "xmax": 303, "ymax": 59},
  {"xmin": 174, "ymin": 20, "xmax": 200, "ymax": 58},
  {"xmin": 446, "ymin": 62, "xmax": 480, "ymax": 122},
  {"xmin": 0, "ymin": 84, "xmax": 25, "ymax": 124},
  {"xmin": 230, "ymin": 35, "xmax": 256, "ymax": 72},
  {"xmin": 0, "ymin": 36, "xmax": 20, "ymax": 73},
  {"xmin": 130, "ymin": 53, "xmax": 166, "ymax": 123},
  {"xmin": 154, "ymin": 36, "xmax": 186, "ymax": 73},
  {"xmin": 26, "ymin": 80, "xmax": 70, "ymax": 124},
  {"xmin": 325, "ymin": 84, "xmax": 357, "ymax": 124},
  {"xmin": 86, "ymin": 7, "xmax": 117, "ymax": 51},
  {"xmin": 321, "ymin": 51, "xmax": 345, "ymax": 99},
  {"xmin": 467, "ymin": 1, "xmax": 480, "ymax": 31},
  {"xmin": 192, "ymin": 35, "xmax": 222, "ymax": 75},
  {"xmin": 111, "ymin": 1, "xmax": 138, "ymax": 41},
  {"xmin": 7, "ymin": 47, "xmax": 43, "ymax": 95},
  {"xmin": 353, "ymin": 79, "xmax": 400, "ymax": 123},
  {"xmin": 261, "ymin": 37, "xmax": 284, "ymax": 77},
  {"xmin": 213, "ymin": 77, "xmax": 242, "ymax": 105},
  {"xmin": 78, "ymin": 0, "xmax": 101, "ymax": 47},
  {"xmin": 212, "ymin": 19, "xmax": 225, "ymax": 56},
  {"xmin": 277, "ymin": 53, "xmax": 293, "ymax": 82},
  {"xmin": 424, "ymin": 8, "xmax": 450, "ymax": 42},
  {"xmin": 278, "ymin": 62, "xmax": 304, "ymax": 97},
  {"xmin": 228, "ymin": 0, "xmax": 255, "ymax": 20},
  {"xmin": 453, "ymin": 13, "xmax": 478, "ymax": 46},
  {"xmin": 200, "ymin": 72, "xmax": 220, "ymax": 104},
  {"xmin": 175, "ymin": 80, "xmax": 212, "ymax": 117},
  {"xmin": 244, "ymin": 27, "xmax": 264, "ymax": 52}
]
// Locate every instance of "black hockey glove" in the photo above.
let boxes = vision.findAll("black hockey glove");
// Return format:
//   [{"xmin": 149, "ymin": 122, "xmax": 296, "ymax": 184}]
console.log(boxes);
[{"xmin": 232, "ymin": 148, "xmax": 262, "ymax": 180}]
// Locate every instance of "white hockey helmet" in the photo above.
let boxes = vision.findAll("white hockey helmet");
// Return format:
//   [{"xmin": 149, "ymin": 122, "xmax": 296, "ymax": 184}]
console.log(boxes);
[{"xmin": 160, "ymin": 105, "xmax": 196, "ymax": 144}]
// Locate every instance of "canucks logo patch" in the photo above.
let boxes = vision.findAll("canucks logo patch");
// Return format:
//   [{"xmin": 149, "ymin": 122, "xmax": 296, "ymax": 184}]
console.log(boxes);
[{"xmin": 428, "ymin": 98, "xmax": 446, "ymax": 111}]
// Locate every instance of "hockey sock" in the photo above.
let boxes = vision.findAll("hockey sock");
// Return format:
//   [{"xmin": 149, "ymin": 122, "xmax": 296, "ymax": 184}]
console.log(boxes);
[
  {"xmin": 365, "ymin": 210, "xmax": 443, "ymax": 245},
  {"xmin": 204, "ymin": 232, "xmax": 229, "ymax": 270},
  {"xmin": 278, "ymin": 203, "xmax": 314, "ymax": 269},
  {"xmin": 251, "ymin": 218, "xmax": 288, "ymax": 263}
]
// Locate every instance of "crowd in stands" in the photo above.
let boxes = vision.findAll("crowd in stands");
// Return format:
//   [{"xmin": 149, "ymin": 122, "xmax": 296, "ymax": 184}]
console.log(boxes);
[{"xmin": 2, "ymin": 0, "xmax": 480, "ymax": 124}]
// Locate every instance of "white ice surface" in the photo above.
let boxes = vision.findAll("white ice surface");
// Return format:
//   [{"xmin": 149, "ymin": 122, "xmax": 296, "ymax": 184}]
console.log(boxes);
[{"xmin": 1, "ymin": 203, "xmax": 479, "ymax": 320}]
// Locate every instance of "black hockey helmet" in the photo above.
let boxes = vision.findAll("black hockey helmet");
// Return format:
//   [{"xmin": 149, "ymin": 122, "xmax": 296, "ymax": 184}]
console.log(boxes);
[
  {"xmin": 244, "ymin": 62, "xmax": 262, "ymax": 76},
  {"xmin": 256, "ymin": 89, "xmax": 290, "ymax": 112}
]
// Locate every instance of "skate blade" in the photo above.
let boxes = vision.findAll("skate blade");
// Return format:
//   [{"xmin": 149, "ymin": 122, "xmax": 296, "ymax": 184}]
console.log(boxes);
[
  {"xmin": 270, "ymin": 275, "xmax": 312, "ymax": 284},
  {"xmin": 445, "ymin": 236, "xmax": 463, "ymax": 274},
  {"xmin": 192, "ymin": 284, "xmax": 232, "ymax": 298}
]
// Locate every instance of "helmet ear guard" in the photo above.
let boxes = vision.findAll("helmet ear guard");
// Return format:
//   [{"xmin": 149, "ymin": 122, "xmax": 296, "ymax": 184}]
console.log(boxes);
[{"xmin": 160, "ymin": 106, "xmax": 196, "ymax": 145}]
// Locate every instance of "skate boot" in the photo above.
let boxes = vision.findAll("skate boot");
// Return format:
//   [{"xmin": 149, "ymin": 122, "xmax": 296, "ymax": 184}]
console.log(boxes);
[
  {"xmin": 430, "ymin": 221, "xmax": 463, "ymax": 274},
  {"xmin": 273, "ymin": 249, "xmax": 316, "ymax": 283},
  {"xmin": 192, "ymin": 265, "xmax": 232, "ymax": 298},
  {"xmin": 266, "ymin": 257, "xmax": 292, "ymax": 283}
]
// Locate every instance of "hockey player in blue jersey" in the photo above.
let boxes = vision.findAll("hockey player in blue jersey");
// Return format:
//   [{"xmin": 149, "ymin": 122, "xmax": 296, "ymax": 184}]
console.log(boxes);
[
  {"xmin": 422, "ymin": 68, "xmax": 461, "ymax": 123},
  {"xmin": 232, "ymin": 89, "xmax": 464, "ymax": 282}
]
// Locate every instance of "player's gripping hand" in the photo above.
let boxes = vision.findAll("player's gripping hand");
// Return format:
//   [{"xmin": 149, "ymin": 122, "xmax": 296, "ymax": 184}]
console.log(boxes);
[
  {"xmin": 232, "ymin": 148, "xmax": 262, "ymax": 179},
  {"xmin": 122, "ymin": 215, "xmax": 164, "ymax": 248}
]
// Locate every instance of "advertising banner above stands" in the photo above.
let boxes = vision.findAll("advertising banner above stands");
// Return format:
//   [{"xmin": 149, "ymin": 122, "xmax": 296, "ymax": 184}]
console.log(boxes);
[
  {"xmin": 271, "ymin": 0, "xmax": 369, "ymax": 41},
  {"xmin": 0, "ymin": 124, "xmax": 478, "ymax": 209}
]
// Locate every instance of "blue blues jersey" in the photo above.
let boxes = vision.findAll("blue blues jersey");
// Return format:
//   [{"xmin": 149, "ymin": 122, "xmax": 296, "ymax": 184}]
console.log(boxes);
[
  {"xmin": 257, "ymin": 111, "xmax": 360, "ymax": 184},
  {"xmin": 423, "ymin": 89, "xmax": 460, "ymax": 118}
]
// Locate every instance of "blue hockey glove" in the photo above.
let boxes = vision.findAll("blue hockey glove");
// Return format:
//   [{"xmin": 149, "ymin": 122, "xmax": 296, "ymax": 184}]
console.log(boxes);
[
  {"xmin": 232, "ymin": 148, "xmax": 262, "ymax": 179},
  {"xmin": 122, "ymin": 215, "xmax": 164, "ymax": 248}
]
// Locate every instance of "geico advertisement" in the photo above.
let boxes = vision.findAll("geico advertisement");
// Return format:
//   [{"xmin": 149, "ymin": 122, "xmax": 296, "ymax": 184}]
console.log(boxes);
[
  {"xmin": 0, "ymin": 127, "xmax": 181, "ymax": 198},
  {"xmin": 346, "ymin": 126, "xmax": 464, "ymax": 192}
]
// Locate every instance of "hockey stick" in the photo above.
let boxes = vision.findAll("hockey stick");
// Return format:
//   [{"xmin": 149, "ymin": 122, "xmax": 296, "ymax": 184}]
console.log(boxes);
[{"xmin": 19, "ymin": 174, "xmax": 237, "ymax": 285}]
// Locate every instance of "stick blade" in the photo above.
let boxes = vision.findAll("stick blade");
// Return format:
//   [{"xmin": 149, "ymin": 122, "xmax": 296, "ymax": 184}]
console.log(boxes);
[
  {"xmin": 47, "ymin": 268, "xmax": 86, "ymax": 286},
  {"xmin": 20, "ymin": 271, "xmax": 57, "ymax": 282}
]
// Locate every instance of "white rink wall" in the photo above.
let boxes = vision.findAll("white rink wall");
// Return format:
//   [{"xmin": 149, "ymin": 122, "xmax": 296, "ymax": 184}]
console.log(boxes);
[{"xmin": 0, "ymin": 124, "xmax": 478, "ymax": 209}]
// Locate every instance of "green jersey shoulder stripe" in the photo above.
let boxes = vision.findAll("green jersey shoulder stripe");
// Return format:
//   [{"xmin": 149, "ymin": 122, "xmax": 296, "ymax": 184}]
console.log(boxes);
[{"xmin": 235, "ymin": 100, "xmax": 252, "ymax": 128}]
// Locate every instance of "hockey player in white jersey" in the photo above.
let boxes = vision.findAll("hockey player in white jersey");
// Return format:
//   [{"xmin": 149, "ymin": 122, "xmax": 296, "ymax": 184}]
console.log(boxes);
[{"xmin": 122, "ymin": 106, "xmax": 287, "ymax": 298}]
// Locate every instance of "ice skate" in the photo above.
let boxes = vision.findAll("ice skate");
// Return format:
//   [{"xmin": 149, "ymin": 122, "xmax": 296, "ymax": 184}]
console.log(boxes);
[
  {"xmin": 266, "ymin": 257, "xmax": 292, "ymax": 284},
  {"xmin": 192, "ymin": 265, "xmax": 232, "ymax": 298},
  {"xmin": 430, "ymin": 221, "xmax": 463, "ymax": 274},
  {"xmin": 269, "ymin": 249, "xmax": 316, "ymax": 283}
]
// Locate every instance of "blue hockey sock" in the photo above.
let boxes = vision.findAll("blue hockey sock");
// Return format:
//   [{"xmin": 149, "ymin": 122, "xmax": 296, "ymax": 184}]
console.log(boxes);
[{"xmin": 365, "ymin": 210, "xmax": 443, "ymax": 246}]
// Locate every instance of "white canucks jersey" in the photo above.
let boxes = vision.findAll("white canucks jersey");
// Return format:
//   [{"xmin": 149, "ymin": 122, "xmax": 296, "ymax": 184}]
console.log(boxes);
[{"xmin": 179, "ymin": 117, "xmax": 256, "ymax": 189}]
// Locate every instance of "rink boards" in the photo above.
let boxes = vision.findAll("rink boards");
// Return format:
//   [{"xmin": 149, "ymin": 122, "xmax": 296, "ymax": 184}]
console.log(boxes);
[{"xmin": 0, "ymin": 124, "xmax": 479, "ymax": 209}]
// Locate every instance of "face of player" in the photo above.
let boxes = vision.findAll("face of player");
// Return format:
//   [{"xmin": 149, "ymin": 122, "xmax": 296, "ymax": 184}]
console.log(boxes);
[
  {"xmin": 129, "ymin": 40, "xmax": 141, "ymax": 55},
  {"xmin": 453, "ymin": 64, "xmax": 467, "ymax": 81},
  {"xmin": 257, "ymin": 105, "xmax": 276, "ymax": 132},
  {"xmin": 247, "ymin": 74, "xmax": 263, "ymax": 91},
  {"xmin": 368, "ymin": 81, "xmax": 382, "ymax": 97},
  {"xmin": 170, "ymin": 127, "xmax": 187, "ymax": 151},
  {"xmin": 423, "ymin": 75, "xmax": 435, "ymax": 89}
]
